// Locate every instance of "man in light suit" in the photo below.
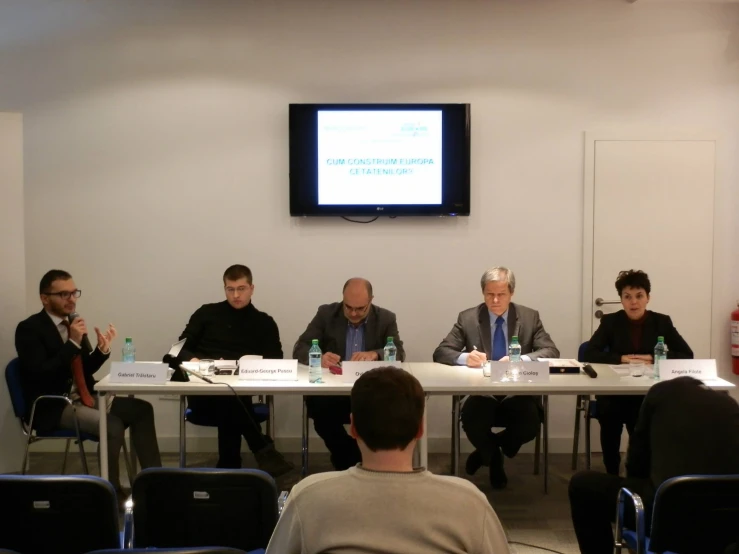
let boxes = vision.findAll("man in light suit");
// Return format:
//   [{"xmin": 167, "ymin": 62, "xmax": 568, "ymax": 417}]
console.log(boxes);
[
  {"xmin": 434, "ymin": 267, "xmax": 559, "ymax": 489},
  {"xmin": 294, "ymin": 278, "xmax": 405, "ymax": 470}
]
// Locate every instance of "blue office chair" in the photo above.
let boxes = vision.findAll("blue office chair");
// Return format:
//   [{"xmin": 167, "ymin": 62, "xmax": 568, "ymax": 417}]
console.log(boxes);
[
  {"xmin": 571, "ymin": 341, "xmax": 599, "ymax": 470},
  {"xmin": 615, "ymin": 474, "xmax": 739, "ymax": 554},
  {"xmin": 183, "ymin": 396, "xmax": 272, "ymax": 467},
  {"xmin": 0, "ymin": 475, "xmax": 122, "ymax": 554},
  {"xmin": 5, "ymin": 358, "xmax": 132, "ymax": 478},
  {"xmin": 126, "ymin": 468, "xmax": 285, "ymax": 553}
]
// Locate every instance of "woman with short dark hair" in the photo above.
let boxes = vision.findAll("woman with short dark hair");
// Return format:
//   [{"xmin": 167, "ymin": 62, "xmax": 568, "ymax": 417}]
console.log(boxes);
[{"xmin": 584, "ymin": 269, "xmax": 693, "ymax": 475}]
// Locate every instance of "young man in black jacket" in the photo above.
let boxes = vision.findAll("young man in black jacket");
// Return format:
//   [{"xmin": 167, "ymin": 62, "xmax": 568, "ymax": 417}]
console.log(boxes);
[{"xmin": 177, "ymin": 264, "xmax": 293, "ymax": 476}]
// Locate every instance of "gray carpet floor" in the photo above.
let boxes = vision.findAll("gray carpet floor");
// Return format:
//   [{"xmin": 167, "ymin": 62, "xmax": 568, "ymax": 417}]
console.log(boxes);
[{"xmin": 27, "ymin": 450, "xmax": 605, "ymax": 554}]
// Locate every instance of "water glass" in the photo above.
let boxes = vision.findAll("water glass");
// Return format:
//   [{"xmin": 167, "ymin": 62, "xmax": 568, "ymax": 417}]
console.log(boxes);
[
  {"xmin": 199, "ymin": 359, "xmax": 215, "ymax": 376},
  {"xmin": 629, "ymin": 360, "xmax": 645, "ymax": 378},
  {"xmin": 483, "ymin": 361, "xmax": 491, "ymax": 378}
]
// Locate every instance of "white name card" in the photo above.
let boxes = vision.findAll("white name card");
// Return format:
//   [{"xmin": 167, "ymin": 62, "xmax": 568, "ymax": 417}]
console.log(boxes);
[
  {"xmin": 238, "ymin": 358, "xmax": 298, "ymax": 381},
  {"xmin": 489, "ymin": 361, "xmax": 550, "ymax": 383},
  {"xmin": 341, "ymin": 361, "xmax": 405, "ymax": 383},
  {"xmin": 658, "ymin": 359, "xmax": 717, "ymax": 381},
  {"xmin": 110, "ymin": 362, "xmax": 168, "ymax": 384}
]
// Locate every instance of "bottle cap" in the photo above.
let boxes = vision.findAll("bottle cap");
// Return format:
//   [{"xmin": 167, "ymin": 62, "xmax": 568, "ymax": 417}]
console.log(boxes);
[
  {"xmin": 311, "ymin": 339, "xmax": 319, "ymax": 345},
  {"xmin": 125, "ymin": 337, "xmax": 132, "ymax": 343},
  {"xmin": 657, "ymin": 336, "xmax": 664, "ymax": 341},
  {"xmin": 387, "ymin": 337, "xmax": 393, "ymax": 342}
]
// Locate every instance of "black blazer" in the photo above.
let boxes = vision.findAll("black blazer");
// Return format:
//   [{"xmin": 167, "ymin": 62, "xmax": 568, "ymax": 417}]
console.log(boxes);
[
  {"xmin": 584, "ymin": 310, "xmax": 693, "ymax": 365},
  {"xmin": 292, "ymin": 302, "xmax": 405, "ymax": 364},
  {"xmin": 15, "ymin": 310, "xmax": 109, "ymax": 430}
]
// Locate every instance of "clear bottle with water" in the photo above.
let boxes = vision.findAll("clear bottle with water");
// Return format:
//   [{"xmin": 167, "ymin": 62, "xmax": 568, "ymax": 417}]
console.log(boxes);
[
  {"xmin": 653, "ymin": 336, "xmax": 668, "ymax": 380},
  {"xmin": 122, "ymin": 337, "xmax": 135, "ymax": 362},
  {"xmin": 383, "ymin": 337, "xmax": 397, "ymax": 362},
  {"xmin": 308, "ymin": 339, "xmax": 322, "ymax": 383},
  {"xmin": 508, "ymin": 336, "xmax": 522, "ymax": 362}
]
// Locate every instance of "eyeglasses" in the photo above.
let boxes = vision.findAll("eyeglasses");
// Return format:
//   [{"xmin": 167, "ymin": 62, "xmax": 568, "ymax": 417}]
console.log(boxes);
[
  {"xmin": 225, "ymin": 286, "xmax": 250, "ymax": 295},
  {"xmin": 343, "ymin": 302, "xmax": 369, "ymax": 314},
  {"xmin": 43, "ymin": 289, "xmax": 82, "ymax": 299}
]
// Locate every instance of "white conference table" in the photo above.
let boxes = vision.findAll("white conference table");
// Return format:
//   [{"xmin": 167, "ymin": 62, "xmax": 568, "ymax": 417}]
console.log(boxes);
[{"xmin": 96, "ymin": 362, "xmax": 735, "ymax": 492}]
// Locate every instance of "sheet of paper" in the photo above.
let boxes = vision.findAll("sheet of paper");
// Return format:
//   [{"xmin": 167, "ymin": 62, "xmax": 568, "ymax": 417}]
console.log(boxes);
[
  {"xmin": 609, "ymin": 364, "xmax": 633, "ymax": 376},
  {"xmin": 539, "ymin": 358, "xmax": 582, "ymax": 367}
]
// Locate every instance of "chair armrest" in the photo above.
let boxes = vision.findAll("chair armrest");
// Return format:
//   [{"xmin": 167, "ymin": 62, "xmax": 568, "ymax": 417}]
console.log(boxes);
[
  {"xmin": 278, "ymin": 490, "xmax": 289, "ymax": 517},
  {"xmin": 615, "ymin": 487, "xmax": 646, "ymax": 554},
  {"xmin": 122, "ymin": 496, "xmax": 134, "ymax": 548},
  {"xmin": 27, "ymin": 395, "xmax": 74, "ymax": 431}
]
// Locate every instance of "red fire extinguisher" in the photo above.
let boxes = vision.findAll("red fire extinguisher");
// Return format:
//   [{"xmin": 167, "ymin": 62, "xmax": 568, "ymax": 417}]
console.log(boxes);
[{"xmin": 733, "ymin": 300, "xmax": 739, "ymax": 375}]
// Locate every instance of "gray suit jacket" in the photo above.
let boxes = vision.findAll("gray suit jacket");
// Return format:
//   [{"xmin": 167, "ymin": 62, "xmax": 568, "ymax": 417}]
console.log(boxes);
[
  {"xmin": 433, "ymin": 302, "xmax": 559, "ymax": 365},
  {"xmin": 293, "ymin": 302, "xmax": 405, "ymax": 364}
]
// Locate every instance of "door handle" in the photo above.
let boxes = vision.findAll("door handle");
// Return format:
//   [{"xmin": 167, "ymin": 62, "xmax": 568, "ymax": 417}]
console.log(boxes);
[
  {"xmin": 595, "ymin": 297, "xmax": 621, "ymax": 307},
  {"xmin": 594, "ymin": 310, "xmax": 604, "ymax": 319}
]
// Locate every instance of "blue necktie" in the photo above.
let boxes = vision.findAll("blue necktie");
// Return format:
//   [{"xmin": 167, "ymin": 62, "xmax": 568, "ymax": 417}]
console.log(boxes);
[{"xmin": 492, "ymin": 316, "xmax": 506, "ymax": 361}]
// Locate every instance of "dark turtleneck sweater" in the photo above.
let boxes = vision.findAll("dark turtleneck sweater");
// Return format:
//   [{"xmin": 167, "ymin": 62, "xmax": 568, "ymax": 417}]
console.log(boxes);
[{"xmin": 178, "ymin": 301, "xmax": 283, "ymax": 361}]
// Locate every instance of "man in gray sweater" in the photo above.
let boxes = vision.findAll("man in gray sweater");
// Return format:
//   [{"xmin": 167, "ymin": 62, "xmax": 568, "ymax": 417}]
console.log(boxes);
[{"xmin": 266, "ymin": 367, "xmax": 510, "ymax": 554}]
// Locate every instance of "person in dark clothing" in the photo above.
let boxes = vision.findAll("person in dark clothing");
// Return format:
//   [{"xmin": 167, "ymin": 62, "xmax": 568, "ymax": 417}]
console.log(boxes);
[
  {"xmin": 176, "ymin": 264, "xmax": 293, "ymax": 476},
  {"xmin": 584, "ymin": 269, "xmax": 693, "ymax": 475},
  {"xmin": 293, "ymin": 278, "xmax": 406, "ymax": 471},
  {"xmin": 569, "ymin": 376, "xmax": 739, "ymax": 554}
]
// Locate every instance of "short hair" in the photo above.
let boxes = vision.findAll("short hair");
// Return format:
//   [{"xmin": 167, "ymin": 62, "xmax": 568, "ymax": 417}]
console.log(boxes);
[
  {"xmin": 222, "ymin": 264, "xmax": 253, "ymax": 285},
  {"xmin": 342, "ymin": 278, "xmax": 373, "ymax": 297},
  {"xmin": 615, "ymin": 270, "xmax": 651, "ymax": 296},
  {"xmin": 39, "ymin": 270, "xmax": 72, "ymax": 294},
  {"xmin": 351, "ymin": 367, "xmax": 425, "ymax": 452},
  {"xmin": 480, "ymin": 266, "xmax": 516, "ymax": 293}
]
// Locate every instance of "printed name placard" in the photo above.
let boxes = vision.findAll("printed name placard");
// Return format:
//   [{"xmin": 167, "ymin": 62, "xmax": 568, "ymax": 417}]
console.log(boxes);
[
  {"xmin": 489, "ymin": 361, "xmax": 550, "ymax": 383},
  {"xmin": 341, "ymin": 361, "xmax": 405, "ymax": 383},
  {"xmin": 110, "ymin": 362, "xmax": 169, "ymax": 384},
  {"xmin": 238, "ymin": 359, "xmax": 298, "ymax": 381},
  {"xmin": 657, "ymin": 359, "xmax": 717, "ymax": 382}
]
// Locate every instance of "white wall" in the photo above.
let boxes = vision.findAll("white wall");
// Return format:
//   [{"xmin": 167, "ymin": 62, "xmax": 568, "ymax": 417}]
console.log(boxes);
[
  {"xmin": 0, "ymin": 113, "xmax": 27, "ymax": 469},
  {"xmin": 0, "ymin": 0, "xmax": 737, "ymax": 453}
]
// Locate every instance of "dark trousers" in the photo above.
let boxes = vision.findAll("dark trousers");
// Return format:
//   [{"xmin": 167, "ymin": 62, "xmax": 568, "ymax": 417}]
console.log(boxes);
[
  {"xmin": 569, "ymin": 470, "xmax": 654, "ymax": 554},
  {"xmin": 595, "ymin": 395, "xmax": 645, "ymax": 475},
  {"xmin": 305, "ymin": 395, "xmax": 361, "ymax": 470},
  {"xmin": 187, "ymin": 395, "xmax": 269, "ymax": 468},
  {"xmin": 461, "ymin": 395, "xmax": 541, "ymax": 463}
]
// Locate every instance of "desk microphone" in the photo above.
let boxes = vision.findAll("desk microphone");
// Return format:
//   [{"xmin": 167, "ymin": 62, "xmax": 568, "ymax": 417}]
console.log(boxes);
[
  {"xmin": 582, "ymin": 364, "xmax": 598, "ymax": 379},
  {"xmin": 68, "ymin": 312, "xmax": 93, "ymax": 353}
]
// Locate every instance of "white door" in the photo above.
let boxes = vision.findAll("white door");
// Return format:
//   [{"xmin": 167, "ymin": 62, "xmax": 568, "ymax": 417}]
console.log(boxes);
[{"xmin": 582, "ymin": 136, "xmax": 715, "ymax": 358}]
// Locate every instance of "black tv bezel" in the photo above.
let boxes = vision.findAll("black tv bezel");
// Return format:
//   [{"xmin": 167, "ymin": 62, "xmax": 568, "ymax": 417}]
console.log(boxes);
[{"xmin": 289, "ymin": 103, "xmax": 471, "ymax": 217}]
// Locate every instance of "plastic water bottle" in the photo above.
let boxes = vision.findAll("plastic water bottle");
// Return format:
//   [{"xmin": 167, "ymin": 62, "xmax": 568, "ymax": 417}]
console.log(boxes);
[
  {"xmin": 383, "ymin": 337, "xmax": 397, "ymax": 362},
  {"xmin": 308, "ymin": 339, "xmax": 322, "ymax": 383},
  {"xmin": 122, "ymin": 337, "xmax": 135, "ymax": 362},
  {"xmin": 508, "ymin": 336, "xmax": 522, "ymax": 362},
  {"xmin": 653, "ymin": 336, "xmax": 668, "ymax": 380}
]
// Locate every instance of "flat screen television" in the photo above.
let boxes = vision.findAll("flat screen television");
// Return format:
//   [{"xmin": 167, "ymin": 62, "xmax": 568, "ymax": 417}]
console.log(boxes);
[{"xmin": 289, "ymin": 103, "xmax": 471, "ymax": 217}]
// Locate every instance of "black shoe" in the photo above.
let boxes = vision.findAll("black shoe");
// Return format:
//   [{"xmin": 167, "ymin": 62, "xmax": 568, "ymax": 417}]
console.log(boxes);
[
  {"xmin": 489, "ymin": 447, "xmax": 507, "ymax": 489},
  {"xmin": 255, "ymin": 444, "xmax": 295, "ymax": 477},
  {"xmin": 465, "ymin": 450, "xmax": 483, "ymax": 476}
]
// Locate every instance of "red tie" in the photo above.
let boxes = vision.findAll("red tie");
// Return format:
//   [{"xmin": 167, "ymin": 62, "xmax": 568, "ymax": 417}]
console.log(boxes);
[{"xmin": 62, "ymin": 321, "xmax": 95, "ymax": 408}]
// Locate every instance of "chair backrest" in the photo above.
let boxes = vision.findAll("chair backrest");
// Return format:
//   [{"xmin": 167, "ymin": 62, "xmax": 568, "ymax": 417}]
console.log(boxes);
[
  {"xmin": 132, "ymin": 468, "xmax": 278, "ymax": 552},
  {"xmin": 649, "ymin": 474, "xmax": 739, "ymax": 554},
  {"xmin": 0, "ymin": 475, "xmax": 121, "ymax": 554},
  {"xmin": 84, "ymin": 546, "xmax": 247, "ymax": 554},
  {"xmin": 5, "ymin": 358, "xmax": 27, "ymax": 421},
  {"xmin": 577, "ymin": 341, "xmax": 588, "ymax": 362}
]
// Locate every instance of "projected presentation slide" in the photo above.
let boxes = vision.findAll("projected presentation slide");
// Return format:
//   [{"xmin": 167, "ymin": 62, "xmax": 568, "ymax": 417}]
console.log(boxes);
[{"xmin": 317, "ymin": 110, "xmax": 443, "ymax": 205}]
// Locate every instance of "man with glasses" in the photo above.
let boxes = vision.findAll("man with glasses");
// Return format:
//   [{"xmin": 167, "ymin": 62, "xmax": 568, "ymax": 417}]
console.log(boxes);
[
  {"xmin": 176, "ymin": 264, "xmax": 293, "ymax": 476},
  {"xmin": 293, "ymin": 278, "xmax": 405, "ymax": 470},
  {"xmin": 15, "ymin": 269, "xmax": 161, "ymax": 499}
]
